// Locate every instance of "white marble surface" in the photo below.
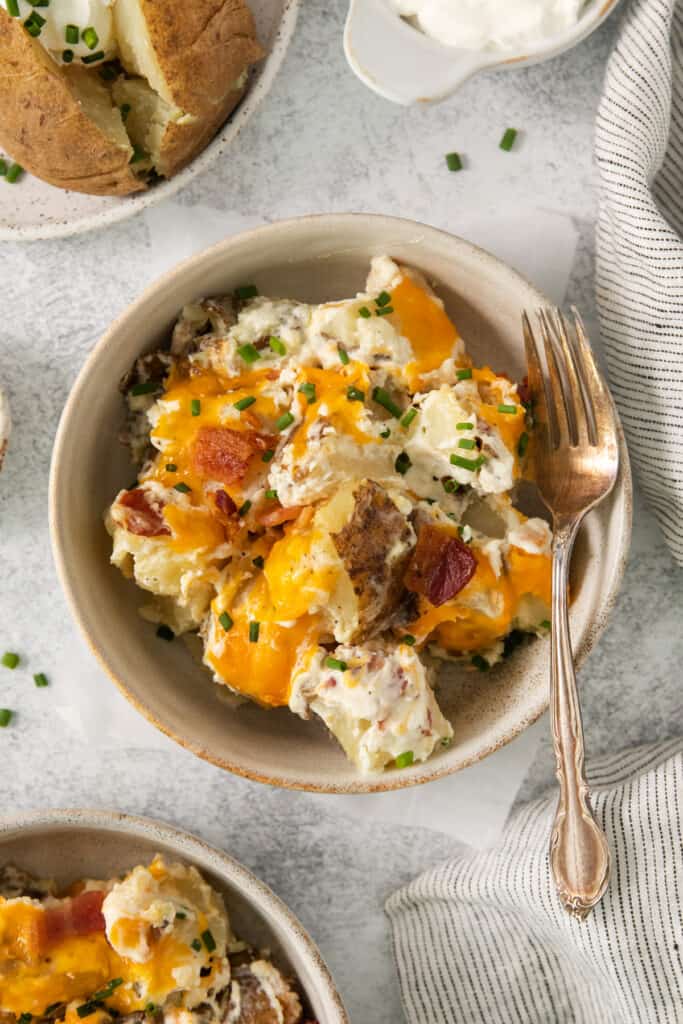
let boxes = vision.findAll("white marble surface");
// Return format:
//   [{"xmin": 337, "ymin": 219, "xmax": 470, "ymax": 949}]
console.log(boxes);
[{"xmin": 0, "ymin": 2, "xmax": 682, "ymax": 1021}]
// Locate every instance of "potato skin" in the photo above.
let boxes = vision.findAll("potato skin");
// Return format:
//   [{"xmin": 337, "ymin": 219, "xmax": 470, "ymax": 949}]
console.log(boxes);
[{"xmin": 0, "ymin": 9, "xmax": 144, "ymax": 197}]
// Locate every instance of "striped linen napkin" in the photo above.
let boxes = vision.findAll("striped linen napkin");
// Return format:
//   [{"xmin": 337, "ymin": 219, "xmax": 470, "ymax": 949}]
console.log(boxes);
[
  {"xmin": 596, "ymin": 0, "xmax": 683, "ymax": 564},
  {"xmin": 386, "ymin": 738, "xmax": 682, "ymax": 1023}
]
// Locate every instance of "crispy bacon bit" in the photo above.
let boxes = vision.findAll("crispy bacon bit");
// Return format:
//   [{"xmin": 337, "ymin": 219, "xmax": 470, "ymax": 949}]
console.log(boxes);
[
  {"xmin": 44, "ymin": 890, "xmax": 105, "ymax": 947},
  {"xmin": 215, "ymin": 489, "xmax": 237, "ymax": 516},
  {"xmin": 404, "ymin": 524, "xmax": 477, "ymax": 607},
  {"xmin": 118, "ymin": 488, "xmax": 170, "ymax": 537},
  {"xmin": 192, "ymin": 426, "xmax": 273, "ymax": 485},
  {"xmin": 259, "ymin": 504, "xmax": 303, "ymax": 527}
]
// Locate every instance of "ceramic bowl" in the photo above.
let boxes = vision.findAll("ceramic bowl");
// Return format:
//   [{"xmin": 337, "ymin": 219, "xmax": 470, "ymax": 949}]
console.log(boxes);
[
  {"xmin": 0, "ymin": 0, "xmax": 299, "ymax": 242},
  {"xmin": 0, "ymin": 809, "xmax": 347, "ymax": 1023},
  {"xmin": 49, "ymin": 213, "xmax": 632, "ymax": 793},
  {"xmin": 344, "ymin": 0, "xmax": 622, "ymax": 105}
]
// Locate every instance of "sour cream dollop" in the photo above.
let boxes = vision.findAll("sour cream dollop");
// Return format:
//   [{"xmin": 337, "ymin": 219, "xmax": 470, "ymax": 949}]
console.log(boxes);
[
  {"xmin": 1, "ymin": 0, "xmax": 116, "ymax": 64},
  {"xmin": 390, "ymin": 0, "xmax": 588, "ymax": 53}
]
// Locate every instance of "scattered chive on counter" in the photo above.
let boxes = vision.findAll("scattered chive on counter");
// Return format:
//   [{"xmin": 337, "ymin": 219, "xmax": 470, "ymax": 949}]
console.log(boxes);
[
  {"xmin": 33, "ymin": 673, "xmax": 49, "ymax": 687},
  {"xmin": 445, "ymin": 152, "xmax": 463, "ymax": 172},
  {"xmin": 0, "ymin": 710, "xmax": 13, "ymax": 728},
  {"xmin": 0, "ymin": 159, "xmax": 6, "ymax": 176},
  {"xmin": 395, "ymin": 750, "xmax": 414, "ymax": 768},
  {"xmin": 2, "ymin": 653, "xmax": 19, "ymax": 669},
  {"xmin": 5, "ymin": 163, "xmax": 24, "ymax": 185},
  {"xmin": 500, "ymin": 127, "xmax": 518, "ymax": 152}
]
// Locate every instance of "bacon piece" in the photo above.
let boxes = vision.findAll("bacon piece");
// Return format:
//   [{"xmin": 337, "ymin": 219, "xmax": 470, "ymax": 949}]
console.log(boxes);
[
  {"xmin": 215, "ymin": 489, "xmax": 237, "ymax": 516},
  {"xmin": 117, "ymin": 487, "xmax": 170, "ymax": 537},
  {"xmin": 192, "ymin": 426, "xmax": 273, "ymax": 485},
  {"xmin": 404, "ymin": 524, "xmax": 477, "ymax": 607},
  {"xmin": 259, "ymin": 504, "xmax": 303, "ymax": 527},
  {"xmin": 517, "ymin": 376, "xmax": 531, "ymax": 407},
  {"xmin": 44, "ymin": 890, "xmax": 105, "ymax": 947}
]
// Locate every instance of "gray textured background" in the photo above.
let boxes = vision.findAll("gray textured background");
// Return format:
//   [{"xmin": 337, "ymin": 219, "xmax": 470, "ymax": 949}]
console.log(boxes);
[{"xmin": 1, "ymin": 2, "xmax": 682, "ymax": 1021}]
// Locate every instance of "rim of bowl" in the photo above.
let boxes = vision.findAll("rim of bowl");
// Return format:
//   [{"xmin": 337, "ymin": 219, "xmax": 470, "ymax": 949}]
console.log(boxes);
[
  {"xmin": 49, "ymin": 213, "xmax": 633, "ymax": 794},
  {"xmin": 0, "ymin": 0, "xmax": 299, "ymax": 243},
  {"xmin": 0, "ymin": 807, "xmax": 349, "ymax": 1023}
]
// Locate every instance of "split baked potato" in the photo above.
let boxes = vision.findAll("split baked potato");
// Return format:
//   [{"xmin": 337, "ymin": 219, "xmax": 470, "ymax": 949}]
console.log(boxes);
[{"xmin": 0, "ymin": 0, "xmax": 264, "ymax": 196}]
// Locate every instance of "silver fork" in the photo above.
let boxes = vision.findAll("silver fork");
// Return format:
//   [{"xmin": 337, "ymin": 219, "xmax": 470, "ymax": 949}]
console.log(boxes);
[{"xmin": 522, "ymin": 307, "xmax": 619, "ymax": 920}]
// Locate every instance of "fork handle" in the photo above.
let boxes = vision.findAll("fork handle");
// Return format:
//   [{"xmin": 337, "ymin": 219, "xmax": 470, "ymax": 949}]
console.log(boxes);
[{"xmin": 549, "ymin": 517, "xmax": 611, "ymax": 920}]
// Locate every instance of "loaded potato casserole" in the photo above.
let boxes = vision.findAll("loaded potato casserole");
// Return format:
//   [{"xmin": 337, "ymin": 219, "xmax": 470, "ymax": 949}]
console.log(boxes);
[
  {"xmin": 106, "ymin": 258, "xmax": 552, "ymax": 773},
  {"xmin": 0, "ymin": 858, "xmax": 308, "ymax": 1024}
]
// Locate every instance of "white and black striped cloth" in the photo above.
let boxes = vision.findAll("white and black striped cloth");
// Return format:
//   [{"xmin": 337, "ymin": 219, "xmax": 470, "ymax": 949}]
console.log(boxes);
[
  {"xmin": 386, "ymin": 738, "xmax": 682, "ymax": 1023},
  {"xmin": 596, "ymin": 0, "xmax": 683, "ymax": 564}
]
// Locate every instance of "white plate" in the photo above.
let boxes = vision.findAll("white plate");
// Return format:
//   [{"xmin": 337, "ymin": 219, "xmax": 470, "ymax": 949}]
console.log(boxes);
[{"xmin": 0, "ymin": 0, "xmax": 299, "ymax": 242}]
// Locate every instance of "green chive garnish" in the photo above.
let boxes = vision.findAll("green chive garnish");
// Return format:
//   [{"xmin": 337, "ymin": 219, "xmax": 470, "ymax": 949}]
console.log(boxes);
[
  {"xmin": 6, "ymin": 0, "xmax": 19, "ymax": 16},
  {"xmin": 252, "ymin": 555, "xmax": 265, "ymax": 569},
  {"xmin": 175, "ymin": 910, "xmax": 187, "ymax": 920},
  {"xmin": 165, "ymin": 463, "xmax": 177, "ymax": 472},
  {"xmin": 380, "ymin": 428, "xmax": 391, "ymax": 439},
  {"xmin": 395, "ymin": 751, "xmax": 414, "ymax": 768},
  {"xmin": 298, "ymin": 382, "xmax": 316, "ymax": 404},
  {"xmin": 265, "ymin": 489, "xmax": 278, "ymax": 500},
  {"xmin": 33, "ymin": 673, "xmax": 49, "ymax": 687},
  {"xmin": 191, "ymin": 939, "xmax": 202, "ymax": 952},
  {"xmin": 81, "ymin": 26, "xmax": 99, "ymax": 49},
  {"xmin": 401, "ymin": 634, "xmax": 416, "ymax": 646},
  {"xmin": 500, "ymin": 128, "xmax": 518, "ymax": 152},
  {"xmin": 91, "ymin": 978, "xmax": 123, "ymax": 1001},
  {"xmin": 443, "ymin": 478, "xmax": 459, "ymax": 494},
  {"xmin": 395, "ymin": 451, "xmax": 411, "ymax": 475},
  {"xmin": 400, "ymin": 408, "xmax": 417, "ymax": 428},
  {"xmin": 346, "ymin": 386, "xmax": 365, "ymax": 402},
  {"xmin": 375, "ymin": 306, "xmax": 394, "ymax": 317},
  {"xmin": 2, "ymin": 653, "xmax": 19, "ymax": 669},
  {"xmin": 261, "ymin": 449, "xmax": 275, "ymax": 463},
  {"xmin": 269, "ymin": 336, "xmax": 286, "ymax": 355},
  {"xmin": 65, "ymin": 24, "xmax": 79, "ymax": 44},
  {"xmin": 235, "ymin": 284, "xmax": 258, "ymax": 300},
  {"xmin": 518, "ymin": 432, "xmax": 529, "ymax": 457},
  {"xmin": 174, "ymin": 482, "xmax": 191, "ymax": 493},
  {"xmin": 18, "ymin": 1015, "xmax": 32, "ymax": 1024},
  {"xmin": 458, "ymin": 438, "xmax": 477, "ymax": 450},
  {"xmin": 219, "ymin": 611, "xmax": 233, "ymax": 631},
  {"xmin": 471, "ymin": 654, "xmax": 489, "ymax": 672},
  {"xmin": 325, "ymin": 657, "xmax": 347, "ymax": 671},
  {"xmin": 358, "ymin": 306, "xmax": 372, "ymax": 318},
  {"xmin": 456, "ymin": 422, "xmax": 474, "ymax": 430},
  {"xmin": 456, "ymin": 368, "xmax": 473, "ymax": 380},
  {"xmin": 237, "ymin": 343, "xmax": 260, "ymax": 364},
  {"xmin": 498, "ymin": 403, "xmax": 517, "ymax": 415},
  {"xmin": 338, "ymin": 346, "xmax": 350, "ymax": 365},
  {"xmin": 540, "ymin": 619, "xmax": 551, "ymax": 630},
  {"xmin": 23, "ymin": 11, "xmax": 45, "ymax": 35},
  {"xmin": 445, "ymin": 152, "xmax": 462, "ymax": 172},
  {"xmin": 5, "ymin": 163, "xmax": 24, "ymax": 184},
  {"xmin": 249, "ymin": 621, "xmax": 260, "ymax": 643},
  {"xmin": 130, "ymin": 381, "xmax": 157, "ymax": 396},
  {"xmin": 234, "ymin": 396, "xmax": 256, "ymax": 411},
  {"xmin": 376, "ymin": 291, "xmax": 391, "ymax": 307},
  {"xmin": 0, "ymin": 160, "xmax": 6, "ymax": 176},
  {"xmin": 156, "ymin": 626, "xmax": 174, "ymax": 642},
  {"xmin": 372, "ymin": 386, "xmax": 402, "ymax": 418},
  {"xmin": 190, "ymin": 398, "xmax": 201, "ymax": 416},
  {"xmin": 276, "ymin": 411, "xmax": 295, "ymax": 431},
  {"xmin": 238, "ymin": 499, "xmax": 251, "ymax": 517},
  {"xmin": 81, "ymin": 50, "xmax": 105, "ymax": 64},
  {"xmin": 201, "ymin": 928, "xmax": 216, "ymax": 952},
  {"xmin": 76, "ymin": 1004, "xmax": 96, "ymax": 1019},
  {"xmin": 450, "ymin": 454, "xmax": 485, "ymax": 471},
  {"xmin": 0, "ymin": 710, "xmax": 13, "ymax": 728}
]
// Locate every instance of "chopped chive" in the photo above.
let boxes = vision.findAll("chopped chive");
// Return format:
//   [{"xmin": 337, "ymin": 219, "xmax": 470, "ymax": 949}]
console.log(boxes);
[
  {"xmin": 165, "ymin": 463, "xmax": 177, "ymax": 472},
  {"xmin": 324, "ymin": 657, "xmax": 347, "ymax": 672},
  {"xmin": 445, "ymin": 152, "xmax": 462, "ymax": 172},
  {"xmin": 6, "ymin": 0, "xmax": 19, "ymax": 15},
  {"xmin": 233, "ymin": 395, "xmax": 256, "ymax": 411},
  {"xmin": 129, "ymin": 144, "xmax": 147, "ymax": 163},
  {"xmin": 238, "ymin": 499, "xmax": 251, "ymax": 517},
  {"xmin": 346, "ymin": 386, "xmax": 365, "ymax": 402},
  {"xmin": 81, "ymin": 50, "xmax": 105, "ymax": 64},
  {"xmin": 175, "ymin": 910, "xmax": 187, "ymax": 920},
  {"xmin": 0, "ymin": 709, "xmax": 12, "ymax": 728},
  {"xmin": 269, "ymin": 335, "xmax": 286, "ymax": 356},
  {"xmin": 276, "ymin": 411, "xmax": 295, "ymax": 431},
  {"xmin": 249, "ymin": 621, "xmax": 260, "ymax": 643},
  {"xmin": 401, "ymin": 634, "xmax": 416, "ymax": 646},
  {"xmin": 372, "ymin": 386, "xmax": 402, "ymax": 418},
  {"xmin": 130, "ymin": 380, "xmax": 158, "ymax": 396},
  {"xmin": 375, "ymin": 306, "xmax": 394, "ymax": 317},
  {"xmin": 202, "ymin": 928, "xmax": 216, "ymax": 952},
  {"xmin": 540, "ymin": 619, "xmax": 551, "ymax": 630},
  {"xmin": 190, "ymin": 398, "xmax": 201, "ymax": 416},
  {"xmin": 174, "ymin": 482, "xmax": 191, "ymax": 493},
  {"xmin": 261, "ymin": 449, "xmax": 275, "ymax": 463},
  {"xmin": 298, "ymin": 382, "xmax": 316, "ymax": 404},
  {"xmin": 338, "ymin": 346, "xmax": 350, "ymax": 365},
  {"xmin": 376, "ymin": 291, "xmax": 392, "ymax": 308},
  {"xmin": 400, "ymin": 408, "xmax": 418, "ymax": 428},
  {"xmin": 237, "ymin": 343, "xmax": 260, "ymax": 364},
  {"xmin": 18, "ymin": 1015, "xmax": 32, "ymax": 1024},
  {"xmin": 99, "ymin": 63, "xmax": 117, "ymax": 82},
  {"xmin": 358, "ymin": 306, "xmax": 372, "ymax": 318},
  {"xmin": 81, "ymin": 26, "xmax": 99, "ymax": 49},
  {"xmin": 265, "ymin": 489, "xmax": 278, "ymax": 500},
  {"xmin": 252, "ymin": 555, "xmax": 265, "ymax": 569},
  {"xmin": 76, "ymin": 1005, "xmax": 96, "ymax": 1019},
  {"xmin": 0, "ymin": 160, "xmax": 6, "ymax": 176},
  {"xmin": 91, "ymin": 978, "xmax": 123, "ymax": 1001},
  {"xmin": 65, "ymin": 24, "xmax": 79, "ymax": 44},
  {"xmin": 191, "ymin": 939, "xmax": 202, "ymax": 952},
  {"xmin": 145, "ymin": 1006, "xmax": 157, "ymax": 1015},
  {"xmin": 395, "ymin": 451, "xmax": 412, "ymax": 475},
  {"xmin": 471, "ymin": 654, "xmax": 489, "ymax": 672},
  {"xmin": 456, "ymin": 368, "xmax": 473, "ymax": 380},
  {"xmin": 441, "ymin": 736, "xmax": 452, "ymax": 748},
  {"xmin": 500, "ymin": 127, "xmax": 518, "ymax": 152},
  {"xmin": 23, "ymin": 11, "xmax": 45, "ymax": 35},
  {"xmin": 380, "ymin": 428, "xmax": 391, "ymax": 439},
  {"xmin": 235, "ymin": 284, "xmax": 258, "ymax": 300},
  {"xmin": 2, "ymin": 653, "xmax": 19, "ymax": 669},
  {"xmin": 219, "ymin": 611, "xmax": 233, "ymax": 631},
  {"xmin": 518, "ymin": 432, "xmax": 529, "ymax": 457},
  {"xmin": 156, "ymin": 625, "xmax": 174, "ymax": 642},
  {"xmin": 456, "ymin": 422, "xmax": 474, "ymax": 430},
  {"xmin": 5, "ymin": 163, "xmax": 24, "ymax": 184},
  {"xmin": 497, "ymin": 403, "xmax": 517, "ymax": 415},
  {"xmin": 458, "ymin": 438, "xmax": 477, "ymax": 450},
  {"xmin": 120, "ymin": 102, "xmax": 131, "ymax": 122},
  {"xmin": 395, "ymin": 751, "xmax": 414, "ymax": 768},
  {"xmin": 450, "ymin": 454, "xmax": 485, "ymax": 471},
  {"xmin": 33, "ymin": 673, "xmax": 49, "ymax": 687}
]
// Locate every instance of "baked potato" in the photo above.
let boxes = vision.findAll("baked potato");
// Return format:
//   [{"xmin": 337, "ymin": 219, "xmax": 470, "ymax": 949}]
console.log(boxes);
[{"xmin": 0, "ymin": 0, "xmax": 264, "ymax": 196}]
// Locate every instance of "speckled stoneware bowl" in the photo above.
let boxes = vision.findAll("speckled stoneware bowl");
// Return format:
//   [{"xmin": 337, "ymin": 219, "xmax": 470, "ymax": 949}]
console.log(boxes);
[
  {"xmin": 0, "ymin": 0, "xmax": 298, "ymax": 242},
  {"xmin": 0, "ymin": 809, "xmax": 348, "ymax": 1023},
  {"xmin": 49, "ymin": 214, "xmax": 632, "ymax": 793}
]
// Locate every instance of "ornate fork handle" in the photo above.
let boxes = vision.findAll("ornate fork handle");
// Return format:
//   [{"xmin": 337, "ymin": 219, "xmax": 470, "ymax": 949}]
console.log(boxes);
[{"xmin": 549, "ymin": 517, "xmax": 611, "ymax": 920}]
